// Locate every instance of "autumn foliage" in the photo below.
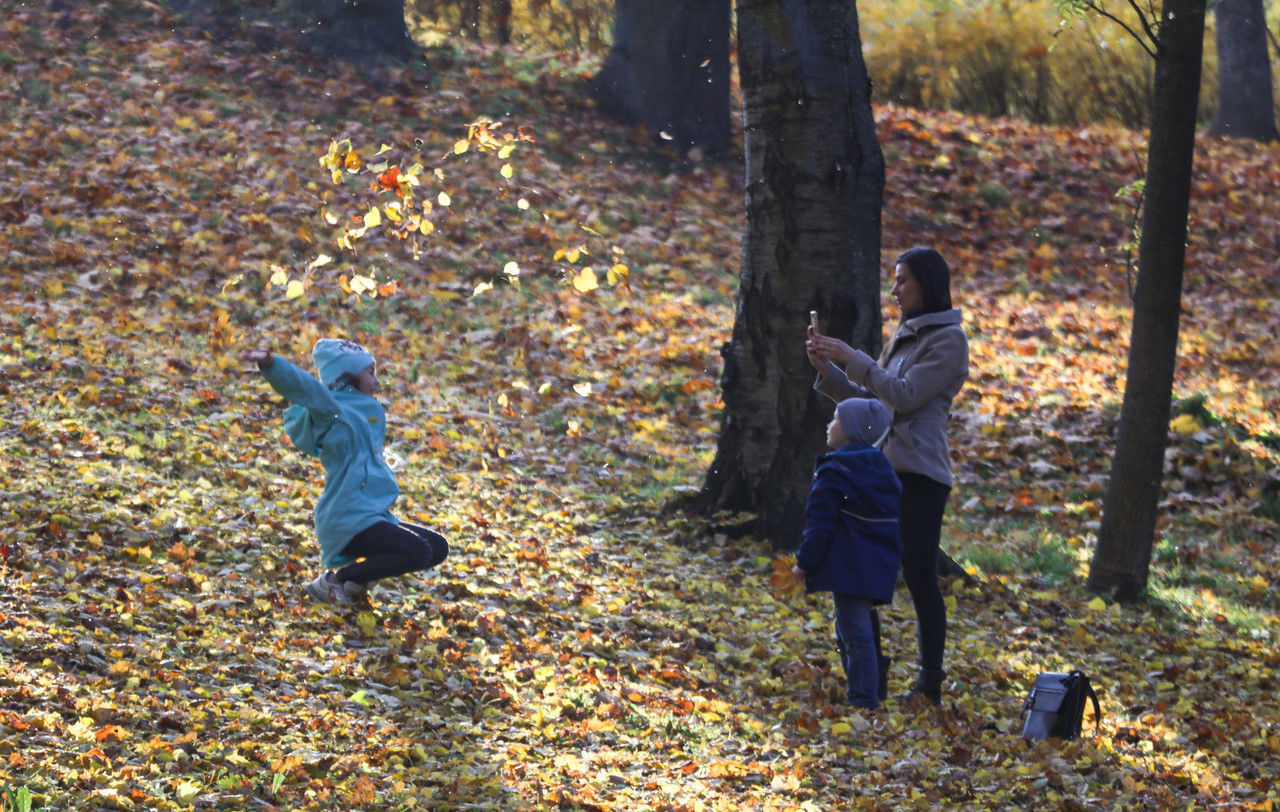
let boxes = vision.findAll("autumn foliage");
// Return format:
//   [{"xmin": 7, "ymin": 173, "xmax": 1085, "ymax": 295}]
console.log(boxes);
[{"xmin": 2, "ymin": 2, "xmax": 1279, "ymax": 810}]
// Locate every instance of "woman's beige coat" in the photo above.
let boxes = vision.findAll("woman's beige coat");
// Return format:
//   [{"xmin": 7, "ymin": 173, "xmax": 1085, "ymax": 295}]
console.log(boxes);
[{"xmin": 814, "ymin": 309, "xmax": 968, "ymax": 487}]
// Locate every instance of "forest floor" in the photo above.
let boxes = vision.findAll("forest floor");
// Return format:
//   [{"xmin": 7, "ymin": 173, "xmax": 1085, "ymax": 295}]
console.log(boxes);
[{"xmin": 2, "ymin": 3, "xmax": 1279, "ymax": 810}]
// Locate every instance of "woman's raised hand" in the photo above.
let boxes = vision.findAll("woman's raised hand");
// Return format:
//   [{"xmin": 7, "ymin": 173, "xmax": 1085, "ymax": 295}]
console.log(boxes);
[{"xmin": 806, "ymin": 330, "xmax": 856, "ymax": 370}]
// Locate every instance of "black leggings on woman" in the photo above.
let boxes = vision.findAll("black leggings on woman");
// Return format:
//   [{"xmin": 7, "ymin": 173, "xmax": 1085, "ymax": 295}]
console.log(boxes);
[
  {"xmin": 334, "ymin": 521, "xmax": 449, "ymax": 586},
  {"xmin": 896, "ymin": 472, "xmax": 952, "ymax": 682}
]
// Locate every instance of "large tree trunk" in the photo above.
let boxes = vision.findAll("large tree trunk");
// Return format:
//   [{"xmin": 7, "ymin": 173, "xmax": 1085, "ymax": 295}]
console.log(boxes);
[
  {"xmin": 696, "ymin": 0, "xmax": 884, "ymax": 550},
  {"xmin": 1210, "ymin": 0, "xmax": 1278, "ymax": 141},
  {"xmin": 309, "ymin": 0, "xmax": 417, "ymax": 64},
  {"xmin": 168, "ymin": 0, "xmax": 417, "ymax": 66},
  {"xmin": 1088, "ymin": 0, "xmax": 1206, "ymax": 601},
  {"xmin": 592, "ymin": 0, "xmax": 732, "ymax": 155}
]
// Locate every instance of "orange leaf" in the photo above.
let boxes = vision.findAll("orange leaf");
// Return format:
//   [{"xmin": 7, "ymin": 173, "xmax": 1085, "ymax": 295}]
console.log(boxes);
[{"xmin": 377, "ymin": 165, "xmax": 401, "ymax": 190}]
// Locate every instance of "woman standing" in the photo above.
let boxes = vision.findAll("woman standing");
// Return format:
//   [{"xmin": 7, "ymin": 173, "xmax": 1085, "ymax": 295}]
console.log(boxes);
[{"xmin": 806, "ymin": 247, "xmax": 969, "ymax": 705}]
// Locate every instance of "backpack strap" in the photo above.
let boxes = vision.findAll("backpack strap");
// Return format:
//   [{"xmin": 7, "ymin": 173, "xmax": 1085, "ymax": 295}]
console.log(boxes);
[
  {"xmin": 1069, "ymin": 669, "xmax": 1103, "ymax": 736},
  {"xmin": 1085, "ymin": 682, "xmax": 1102, "ymax": 735}
]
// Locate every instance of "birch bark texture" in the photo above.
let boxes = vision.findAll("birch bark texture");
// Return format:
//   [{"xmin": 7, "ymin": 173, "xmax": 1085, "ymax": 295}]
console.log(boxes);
[{"xmin": 697, "ymin": 0, "xmax": 884, "ymax": 549}]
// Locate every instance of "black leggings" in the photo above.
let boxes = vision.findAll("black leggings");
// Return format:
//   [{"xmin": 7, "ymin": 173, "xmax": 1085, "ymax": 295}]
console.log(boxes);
[
  {"xmin": 334, "ymin": 521, "xmax": 449, "ymax": 586},
  {"xmin": 896, "ymin": 472, "xmax": 952, "ymax": 674}
]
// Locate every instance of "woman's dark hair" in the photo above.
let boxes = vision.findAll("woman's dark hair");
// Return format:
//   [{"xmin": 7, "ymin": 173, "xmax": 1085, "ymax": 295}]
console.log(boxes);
[{"xmin": 896, "ymin": 246, "xmax": 953, "ymax": 314}]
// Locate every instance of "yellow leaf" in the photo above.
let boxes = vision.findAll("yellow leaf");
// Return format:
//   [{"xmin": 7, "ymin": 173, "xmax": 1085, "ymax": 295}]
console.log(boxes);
[
  {"xmin": 356, "ymin": 611, "xmax": 377, "ymax": 635},
  {"xmin": 285, "ymin": 279, "xmax": 306, "ymax": 299},
  {"xmin": 831, "ymin": 721, "xmax": 852, "ymax": 736},
  {"xmin": 307, "ymin": 254, "xmax": 333, "ymax": 271},
  {"xmin": 1087, "ymin": 596, "xmax": 1107, "ymax": 612},
  {"xmin": 502, "ymin": 261, "xmax": 520, "ymax": 277},
  {"xmin": 453, "ymin": 139, "xmax": 469, "ymax": 155},
  {"xmin": 350, "ymin": 275, "xmax": 376, "ymax": 295},
  {"xmin": 471, "ymin": 281, "xmax": 494, "ymax": 298},
  {"xmin": 363, "ymin": 206, "xmax": 382, "ymax": 229},
  {"xmin": 123, "ymin": 444, "xmax": 144, "ymax": 460},
  {"xmin": 572, "ymin": 267, "xmax": 598, "ymax": 293},
  {"xmin": 498, "ymin": 144, "xmax": 515, "ymax": 159},
  {"xmin": 517, "ymin": 198, "xmax": 530, "ymax": 210},
  {"xmin": 607, "ymin": 263, "xmax": 630, "ymax": 285},
  {"xmin": 566, "ymin": 247, "xmax": 581, "ymax": 263},
  {"xmin": 220, "ymin": 272, "xmax": 244, "ymax": 293},
  {"xmin": 175, "ymin": 781, "xmax": 201, "ymax": 803},
  {"xmin": 1170, "ymin": 413, "xmax": 1201, "ymax": 436},
  {"xmin": 500, "ymin": 163, "xmax": 514, "ymax": 179},
  {"xmin": 573, "ymin": 382, "xmax": 592, "ymax": 397},
  {"xmin": 437, "ymin": 191, "xmax": 452, "ymax": 207}
]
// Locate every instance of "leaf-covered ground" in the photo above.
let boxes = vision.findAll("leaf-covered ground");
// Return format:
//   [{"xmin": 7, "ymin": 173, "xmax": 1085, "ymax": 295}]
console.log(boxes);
[{"xmin": 2, "ymin": 3, "xmax": 1279, "ymax": 810}]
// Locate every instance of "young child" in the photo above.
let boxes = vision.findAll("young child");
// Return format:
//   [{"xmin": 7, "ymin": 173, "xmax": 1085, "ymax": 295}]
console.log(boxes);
[
  {"xmin": 241, "ymin": 339, "xmax": 448, "ymax": 605},
  {"xmin": 793, "ymin": 398, "xmax": 902, "ymax": 709}
]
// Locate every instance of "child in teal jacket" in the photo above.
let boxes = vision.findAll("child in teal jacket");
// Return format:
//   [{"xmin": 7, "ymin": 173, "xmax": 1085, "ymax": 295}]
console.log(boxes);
[{"xmin": 242, "ymin": 339, "xmax": 448, "ymax": 604}]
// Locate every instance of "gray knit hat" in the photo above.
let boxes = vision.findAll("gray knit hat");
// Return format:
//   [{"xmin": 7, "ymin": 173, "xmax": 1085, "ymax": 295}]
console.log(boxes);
[{"xmin": 836, "ymin": 398, "xmax": 891, "ymax": 447}]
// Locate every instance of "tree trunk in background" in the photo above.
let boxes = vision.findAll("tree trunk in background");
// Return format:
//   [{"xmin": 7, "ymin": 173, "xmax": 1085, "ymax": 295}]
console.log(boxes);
[
  {"xmin": 1088, "ymin": 0, "xmax": 1206, "ymax": 601},
  {"xmin": 1210, "ymin": 0, "xmax": 1278, "ymax": 141},
  {"xmin": 696, "ymin": 0, "xmax": 884, "ymax": 550},
  {"xmin": 168, "ymin": 0, "xmax": 417, "ymax": 65},
  {"xmin": 309, "ymin": 0, "xmax": 418, "ymax": 63},
  {"xmin": 492, "ymin": 0, "xmax": 512, "ymax": 45},
  {"xmin": 592, "ymin": 0, "xmax": 732, "ymax": 155}
]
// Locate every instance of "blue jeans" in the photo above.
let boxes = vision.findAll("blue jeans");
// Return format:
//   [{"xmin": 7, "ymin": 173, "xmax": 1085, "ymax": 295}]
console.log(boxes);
[{"xmin": 833, "ymin": 593, "xmax": 879, "ymax": 708}]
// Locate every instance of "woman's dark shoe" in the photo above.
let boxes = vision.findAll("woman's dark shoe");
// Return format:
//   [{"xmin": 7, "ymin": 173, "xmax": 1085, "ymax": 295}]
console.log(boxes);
[
  {"xmin": 877, "ymin": 655, "xmax": 892, "ymax": 702},
  {"xmin": 899, "ymin": 668, "xmax": 943, "ymax": 706}
]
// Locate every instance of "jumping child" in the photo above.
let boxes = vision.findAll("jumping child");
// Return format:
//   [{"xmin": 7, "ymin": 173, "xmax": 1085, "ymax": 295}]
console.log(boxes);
[
  {"xmin": 241, "ymin": 339, "xmax": 448, "ymax": 604},
  {"xmin": 793, "ymin": 398, "xmax": 902, "ymax": 709}
]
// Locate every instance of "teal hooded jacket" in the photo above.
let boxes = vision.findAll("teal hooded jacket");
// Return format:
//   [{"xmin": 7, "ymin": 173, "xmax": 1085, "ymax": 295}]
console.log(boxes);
[{"xmin": 259, "ymin": 355, "xmax": 400, "ymax": 569}]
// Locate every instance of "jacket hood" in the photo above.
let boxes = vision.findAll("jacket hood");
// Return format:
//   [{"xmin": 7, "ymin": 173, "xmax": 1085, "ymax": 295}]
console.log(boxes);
[
  {"xmin": 819, "ymin": 445, "xmax": 901, "ymax": 511},
  {"xmin": 904, "ymin": 308, "xmax": 963, "ymax": 332}
]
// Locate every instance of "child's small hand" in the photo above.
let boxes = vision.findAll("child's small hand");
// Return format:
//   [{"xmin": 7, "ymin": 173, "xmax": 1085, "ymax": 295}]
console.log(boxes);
[
  {"xmin": 240, "ymin": 349, "xmax": 273, "ymax": 367},
  {"xmin": 791, "ymin": 565, "xmax": 805, "ymax": 577}
]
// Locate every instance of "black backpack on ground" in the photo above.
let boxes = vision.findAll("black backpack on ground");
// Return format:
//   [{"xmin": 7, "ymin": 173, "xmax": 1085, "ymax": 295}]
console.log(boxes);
[{"xmin": 1020, "ymin": 670, "xmax": 1101, "ymax": 740}]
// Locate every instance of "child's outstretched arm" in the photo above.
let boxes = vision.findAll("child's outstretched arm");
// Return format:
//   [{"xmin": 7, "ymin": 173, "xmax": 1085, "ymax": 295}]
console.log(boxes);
[
  {"xmin": 241, "ymin": 349, "xmax": 339, "ymax": 416},
  {"xmin": 239, "ymin": 348, "xmax": 273, "ymax": 368}
]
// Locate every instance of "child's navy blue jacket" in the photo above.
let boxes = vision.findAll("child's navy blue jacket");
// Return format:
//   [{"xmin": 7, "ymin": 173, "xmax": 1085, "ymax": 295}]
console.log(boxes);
[{"xmin": 796, "ymin": 443, "xmax": 902, "ymax": 604}]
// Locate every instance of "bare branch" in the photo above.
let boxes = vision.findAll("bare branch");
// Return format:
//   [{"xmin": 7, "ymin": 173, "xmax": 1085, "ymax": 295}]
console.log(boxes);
[{"xmin": 1081, "ymin": 1, "xmax": 1157, "ymax": 58}]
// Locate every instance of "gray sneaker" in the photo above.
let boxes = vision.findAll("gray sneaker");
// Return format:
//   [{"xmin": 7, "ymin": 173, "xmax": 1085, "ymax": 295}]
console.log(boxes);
[
  {"xmin": 342, "ymin": 581, "xmax": 370, "ymax": 603},
  {"xmin": 303, "ymin": 573, "xmax": 355, "ymax": 605}
]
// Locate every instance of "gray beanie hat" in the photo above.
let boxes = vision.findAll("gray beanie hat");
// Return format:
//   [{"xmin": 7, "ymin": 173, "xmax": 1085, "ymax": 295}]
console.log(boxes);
[{"xmin": 836, "ymin": 398, "xmax": 891, "ymax": 447}]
